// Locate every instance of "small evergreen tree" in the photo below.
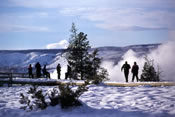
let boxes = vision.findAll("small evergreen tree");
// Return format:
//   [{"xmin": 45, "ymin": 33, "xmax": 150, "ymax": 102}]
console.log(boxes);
[
  {"xmin": 58, "ymin": 81, "xmax": 89, "ymax": 108},
  {"xmin": 86, "ymin": 49, "xmax": 109, "ymax": 84},
  {"xmin": 92, "ymin": 68, "xmax": 109, "ymax": 84},
  {"xmin": 90, "ymin": 49, "xmax": 101, "ymax": 77},
  {"xmin": 140, "ymin": 56, "xmax": 160, "ymax": 82},
  {"xmin": 48, "ymin": 88, "xmax": 60, "ymax": 106},
  {"xmin": 66, "ymin": 23, "xmax": 91, "ymax": 80},
  {"xmin": 19, "ymin": 85, "xmax": 47, "ymax": 111},
  {"xmin": 66, "ymin": 23, "xmax": 108, "ymax": 82},
  {"xmin": 19, "ymin": 82, "xmax": 89, "ymax": 110}
]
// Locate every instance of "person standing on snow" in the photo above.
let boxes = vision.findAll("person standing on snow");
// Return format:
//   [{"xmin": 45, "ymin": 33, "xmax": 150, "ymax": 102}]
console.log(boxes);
[
  {"xmin": 35, "ymin": 62, "xmax": 41, "ymax": 78},
  {"xmin": 56, "ymin": 63, "xmax": 61, "ymax": 79},
  {"xmin": 28, "ymin": 64, "xmax": 33, "ymax": 78},
  {"xmin": 65, "ymin": 65, "xmax": 71, "ymax": 80},
  {"xmin": 121, "ymin": 61, "xmax": 131, "ymax": 82},
  {"xmin": 131, "ymin": 62, "xmax": 139, "ymax": 82}
]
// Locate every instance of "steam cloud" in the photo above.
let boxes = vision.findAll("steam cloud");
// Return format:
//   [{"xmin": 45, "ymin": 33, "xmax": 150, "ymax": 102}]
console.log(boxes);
[
  {"xmin": 50, "ymin": 34, "xmax": 175, "ymax": 82},
  {"xmin": 103, "ymin": 36, "xmax": 175, "ymax": 82},
  {"xmin": 50, "ymin": 64, "xmax": 67, "ymax": 79},
  {"xmin": 46, "ymin": 40, "xmax": 68, "ymax": 49},
  {"xmin": 102, "ymin": 50, "xmax": 145, "ymax": 82}
]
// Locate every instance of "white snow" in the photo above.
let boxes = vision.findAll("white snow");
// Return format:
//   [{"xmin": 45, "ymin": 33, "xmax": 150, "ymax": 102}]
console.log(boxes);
[{"xmin": 0, "ymin": 84, "xmax": 175, "ymax": 117}]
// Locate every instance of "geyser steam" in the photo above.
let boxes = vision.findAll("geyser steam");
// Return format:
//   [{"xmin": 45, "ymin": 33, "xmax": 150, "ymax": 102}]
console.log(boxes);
[
  {"xmin": 50, "ymin": 35, "xmax": 175, "ymax": 82},
  {"xmin": 103, "ymin": 37, "xmax": 175, "ymax": 82}
]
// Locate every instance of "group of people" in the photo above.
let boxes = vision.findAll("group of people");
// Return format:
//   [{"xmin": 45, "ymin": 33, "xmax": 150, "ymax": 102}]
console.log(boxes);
[
  {"xmin": 28, "ymin": 62, "xmax": 50, "ymax": 78},
  {"xmin": 28, "ymin": 62, "xmax": 71, "ymax": 79},
  {"xmin": 28, "ymin": 61, "xmax": 139, "ymax": 82},
  {"xmin": 121, "ymin": 61, "xmax": 139, "ymax": 82},
  {"xmin": 57, "ymin": 64, "xmax": 72, "ymax": 80}
]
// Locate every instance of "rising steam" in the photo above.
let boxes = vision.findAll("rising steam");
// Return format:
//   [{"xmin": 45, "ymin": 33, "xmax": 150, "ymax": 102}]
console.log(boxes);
[
  {"xmin": 103, "ymin": 35, "xmax": 175, "ymax": 82},
  {"xmin": 50, "ymin": 33, "xmax": 175, "ymax": 82}
]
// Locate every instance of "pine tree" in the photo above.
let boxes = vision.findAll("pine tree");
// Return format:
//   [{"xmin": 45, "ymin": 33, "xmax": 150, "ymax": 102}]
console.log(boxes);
[
  {"xmin": 90, "ymin": 49, "xmax": 109, "ymax": 83},
  {"xmin": 85, "ymin": 49, "xmax": 108, "ymax": 82},
  {"xmin": 65, "ymin": 23, "xmax": 108, "ymax": 82},
  {"xmin": 91, "ymin": 49, "xmax": 101, "ymax": 77},
  {"xmin": 140, "ymin": 56, "xmax": 160, "ymax": 82},
  {"xmin": 66, "ymin": 23, "xmax": 91, "ymax": 80}
]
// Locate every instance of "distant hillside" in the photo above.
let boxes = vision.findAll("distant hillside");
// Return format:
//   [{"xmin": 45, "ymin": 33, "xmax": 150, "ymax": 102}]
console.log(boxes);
[
  {"xmin": 95, "ymin": 44, "xmax": 160, "ymax": 63},
  {"xmin": 0, "ymin": 44, "xmax": 160, "ymax": 73}
]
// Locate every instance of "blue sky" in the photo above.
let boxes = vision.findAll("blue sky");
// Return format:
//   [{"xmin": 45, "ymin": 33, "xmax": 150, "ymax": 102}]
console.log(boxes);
[{"xmin": 0, "ymin": 0, "xmax": 175, "ymax": 50}]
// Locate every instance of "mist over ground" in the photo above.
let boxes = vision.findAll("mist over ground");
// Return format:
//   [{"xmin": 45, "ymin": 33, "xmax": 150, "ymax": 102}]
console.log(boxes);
[
  {"xmin": 51, "ymin": 38, "xmax": 175, "ymax": 82},
  {"xmin": 103, "ymin": 34, "xmax": 175, "ymax": 82}
]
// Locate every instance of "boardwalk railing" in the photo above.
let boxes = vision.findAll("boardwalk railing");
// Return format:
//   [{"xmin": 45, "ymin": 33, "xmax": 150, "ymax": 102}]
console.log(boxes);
[
  {"xmin": 0, "ymin": 72, "xmax": 51, "ymax": 86},
  {"xmin": 0, "ymin": 72, "xmax": 48, "ymax": 79},
  {"xmin": 1, "ymin": 72, "xmax": 175, "ymax": 87},
  {"xmin": 0, "ymin": 72, "xmax": 29, "ymax": 78},
  {"xmin": 0, "ymin": 72, "xmax": 29, "ymax": 86}
]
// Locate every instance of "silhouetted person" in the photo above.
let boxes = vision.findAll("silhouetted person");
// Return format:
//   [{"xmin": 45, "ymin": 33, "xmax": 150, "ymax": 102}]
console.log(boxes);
[
  {"xmin": 56, "ymin": 63, "xmax": 61, "ymax": 79},
  {"xmin": 35, "ymin": 62, "xmax": 41, "ymax": 78},
  {"xmin": 65, "ymin": 65, "xmax": 71, "ymax": 79},
  {"xmin": 28, "ymin": 64, "xmax": 33, "ymax": 78},
  {"xmin": 42, "ymin": 65, "xmax": 50, "ymax": 78},
  {"xmin": 131, "ymin": 62, "xmax": 139, "ymax": 82},
  {"xmin": 121, "ymin": 61, "xmax": 131, "ymax": 82}
]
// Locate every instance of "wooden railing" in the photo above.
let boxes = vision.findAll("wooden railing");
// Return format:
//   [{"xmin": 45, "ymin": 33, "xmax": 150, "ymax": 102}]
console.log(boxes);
[
  {"xmin": 0, "ymin": 72, "xmax": 50, "ymax": 86},
  {"xmin": 0, "ymin": 72, "xmax": 49, "ymax": 79},
  {"xmin": 0, "ymin": 72, "xmax": 29, "ymax": 85},
  {"xmin": 0, "ymin": 72, "xmax": 29, "ymax": 79}
]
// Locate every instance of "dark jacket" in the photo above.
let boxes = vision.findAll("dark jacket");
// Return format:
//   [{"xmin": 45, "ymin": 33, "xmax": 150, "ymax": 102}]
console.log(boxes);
[
  {"xmin": 121, "ymin": 64, "xmax": 131, "ymax": 73},
  {"xmin": 132, "ymin": 65, "xmax": 139, "ymax": 74},
  {"xmin": 28, "ymin": 65, "xmax": 32, "ymax": 74},
  {"xmin": 57, "ymin": 64, "xmax": 61, "ymax": 72},
  {"xmin": 35, "ymin": 63, "xmax": 41, "ymax": 71}
]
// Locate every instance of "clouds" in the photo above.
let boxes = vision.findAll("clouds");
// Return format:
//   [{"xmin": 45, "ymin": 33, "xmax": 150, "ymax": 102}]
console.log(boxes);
[
  {"xmin": 58, "ymin": 1, "xmax": 175, "ymax": 31},
  {"xmin": 46, "ymin": 40, "xmax": 68, "ymax": 49},
  {"xmin": 0, "ymin": 11, "xmax": 53, "ymax": 32},
  {"xmin": 60, "ymin": 7, "xmax": 175, "ymax": 31},
  {"xmin": 0, "ymin": 0, "xmax": 174, "ymax": 49},
  {"xmin": 96, "ymin": 24, "xmax": 168, "ymax": 31},
  {"xmin": 5, "ymin": 0, "xmax": 175, "ymax": 9},
  {"xmin": 0, "ymin": 24, "xmax": 51, "ymax": 32},
  {"xmin": 6, "ymin": 0, "xmax": 101, "ymax": 8},
  {"xmin": 2, "ymin": 0, "xmax": 175, "ymax": 32},
  {"xmin": 6, "ymin": 0, "xmax": 61, "ymax": 8}
]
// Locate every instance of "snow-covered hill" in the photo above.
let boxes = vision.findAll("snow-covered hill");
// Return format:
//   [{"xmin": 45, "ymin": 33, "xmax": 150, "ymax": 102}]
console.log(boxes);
[{"xmin": 0, "ymin": 44, "xmax": 159, "ymax": 73}]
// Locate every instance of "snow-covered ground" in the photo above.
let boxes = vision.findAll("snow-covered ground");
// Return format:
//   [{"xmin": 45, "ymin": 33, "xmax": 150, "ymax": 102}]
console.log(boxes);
[{"xmin": 0, "ymin": 84, "xmax": 175, "ymax": 117}]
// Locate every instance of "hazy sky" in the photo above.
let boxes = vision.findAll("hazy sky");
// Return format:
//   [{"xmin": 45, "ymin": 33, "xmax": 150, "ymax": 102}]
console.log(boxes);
[{"xmin": 0, "ymin": 0, "xmax": 175, "ymax": 50}]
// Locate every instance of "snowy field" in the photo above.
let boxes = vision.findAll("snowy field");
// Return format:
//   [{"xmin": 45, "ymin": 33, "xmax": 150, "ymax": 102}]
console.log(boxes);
[{"xmin": 1, "ymin": 85, "xmax": 175, "ymax": 117}]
